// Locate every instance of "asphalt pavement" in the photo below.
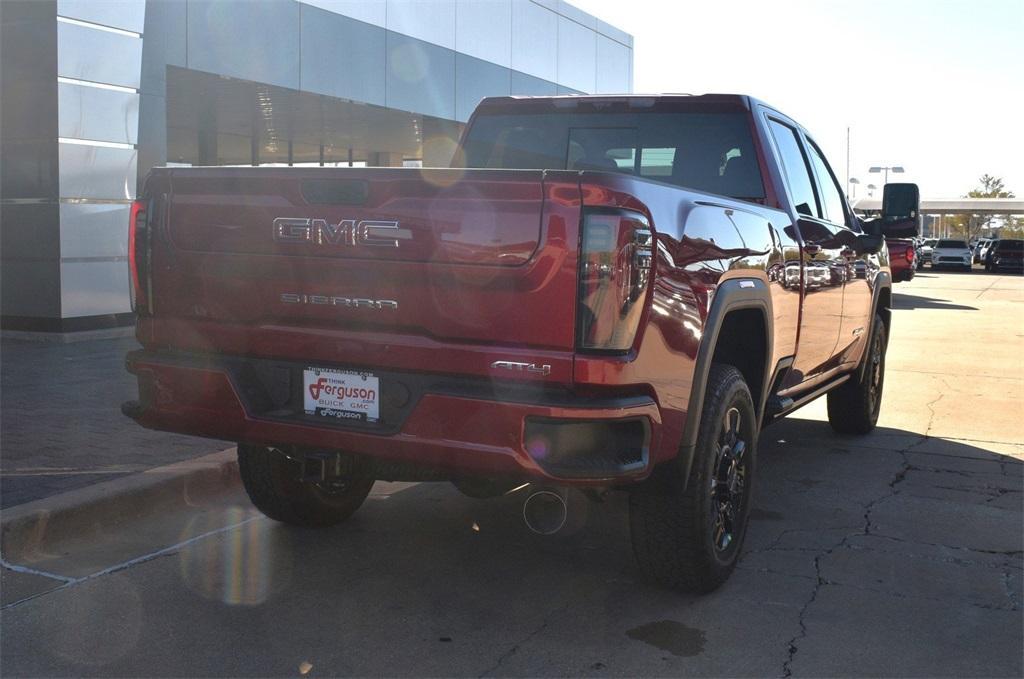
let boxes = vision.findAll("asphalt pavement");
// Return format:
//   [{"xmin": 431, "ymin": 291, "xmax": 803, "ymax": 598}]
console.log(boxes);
[
  {"xmin": 1, "ymin": 270, "xmax": 1021, "ymax": 677},
  {"xmin": 0, "ymin": 336, "xmax": 226, "ymax": 507}
]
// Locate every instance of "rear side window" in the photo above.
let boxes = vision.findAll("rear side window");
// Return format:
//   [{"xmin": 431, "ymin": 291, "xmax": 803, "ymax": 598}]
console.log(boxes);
[
  {"xmin": 466, "ymin": 119, "xmax": 566, "ymax": 170},
  {"xmin": 459, "ymin": 111, "xmax": 765, "ymax": 201},
  {"xmin": 767, "ymin": 119, "xmax": 819, "ymax": 218},
  {"xmin": 937, "ymin": 240, "xmax": 968, "ymax": 248}
]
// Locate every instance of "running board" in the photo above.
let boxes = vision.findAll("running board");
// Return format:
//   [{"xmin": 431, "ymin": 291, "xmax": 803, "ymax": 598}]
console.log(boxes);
[{"xmin": 768, "ymin": 373, "xmax": 851, "ymax": 421}]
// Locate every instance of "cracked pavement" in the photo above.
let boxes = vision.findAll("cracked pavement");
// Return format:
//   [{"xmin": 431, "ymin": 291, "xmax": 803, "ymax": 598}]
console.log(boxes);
[{"xmin": 1, "ymin": 273, "xmax": 1021, "ymax": 677}]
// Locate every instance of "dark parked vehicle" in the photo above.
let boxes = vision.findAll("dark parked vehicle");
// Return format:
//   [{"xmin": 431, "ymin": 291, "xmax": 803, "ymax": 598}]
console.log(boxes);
[
  {"xmin": 986, "ymin": 239, "xmax": 1024, "ymax": 273},
  {"xmin": 982, "ymin": 239, "xmax": 1000, "ymax": 269},
  {"xmin": 123, "ymin": 94, "xmax": 918, "ymax": 593}
]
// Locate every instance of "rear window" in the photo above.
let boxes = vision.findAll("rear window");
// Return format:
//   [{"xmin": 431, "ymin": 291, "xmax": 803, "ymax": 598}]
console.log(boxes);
[
  {"xmin": 937, "ymin": 240, "xmax": 968, "ymax": 248},
  {"xmin": 458, "ymin": 111, "xmax": 765, "ymax": 201},
  {"xmin": 997, "ymin": 240, "xmax": 1023, "ymax": 251}
]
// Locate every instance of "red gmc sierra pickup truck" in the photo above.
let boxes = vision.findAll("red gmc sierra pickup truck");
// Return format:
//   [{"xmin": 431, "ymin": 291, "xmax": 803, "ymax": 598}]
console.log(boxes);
[{"xmin": 124, "ymin": 94, "xmax": 919, "ymax": 592}]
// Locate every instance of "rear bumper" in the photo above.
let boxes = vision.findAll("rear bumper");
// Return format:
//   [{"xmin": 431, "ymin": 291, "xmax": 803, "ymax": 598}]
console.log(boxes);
[
  {"xmin": 890, "ymin": 258, "xmax": 914, "ymax": 282},
  {"xmin": 893, "ymin": 266, "xmax": 915, "ymax": 282},
  {"xmin": 123, "ymin": 351, "xmax": 662, "ymax": 485}
]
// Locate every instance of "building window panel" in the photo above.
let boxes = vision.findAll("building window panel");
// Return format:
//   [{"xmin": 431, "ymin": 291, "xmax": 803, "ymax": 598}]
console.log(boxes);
[{"xmin": 57, "ymin": 21, "xmax": 143, "ymax": 89}]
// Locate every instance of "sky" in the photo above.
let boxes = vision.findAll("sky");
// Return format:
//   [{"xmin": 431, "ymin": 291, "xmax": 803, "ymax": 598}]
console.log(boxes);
[{"xmin": 574, "ymin": 0, "xmax": 1024, "ymax": 199}]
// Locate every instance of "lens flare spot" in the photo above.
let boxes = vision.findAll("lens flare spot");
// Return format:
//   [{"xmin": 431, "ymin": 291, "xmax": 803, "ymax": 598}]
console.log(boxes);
[
  {"xmin": 390, "ymin": 42, "xmax": 428, "ymax": 83},
  {"xmin": 178, "ymin": 507, "xmax": 289, "ymax": 606},
  {"xmin": 526, "ymin": 435, "xmax": 551, "ymax": 460},
  {"xmin": 418, "ymin": 162, "xmax": 464, "ymax": 189}
]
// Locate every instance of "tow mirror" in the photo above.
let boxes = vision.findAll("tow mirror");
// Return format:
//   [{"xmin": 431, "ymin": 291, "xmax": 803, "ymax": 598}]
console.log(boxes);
[
  {"xmin": 855, "ymin": 232, "xmax": 884, "ymax": 254},
  {"xmin": 881, "ymin": 183, "xmax": 920, "ymax": 238}
]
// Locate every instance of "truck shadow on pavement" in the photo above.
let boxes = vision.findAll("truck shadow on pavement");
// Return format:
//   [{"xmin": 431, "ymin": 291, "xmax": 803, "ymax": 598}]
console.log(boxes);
[
  {"xmin": 892, "ymin": 293, "xmax": 978, "ymax": 311},
  {"xmin": 3, "ymin": 420, "xmax": 1021, "ymax": 677}
]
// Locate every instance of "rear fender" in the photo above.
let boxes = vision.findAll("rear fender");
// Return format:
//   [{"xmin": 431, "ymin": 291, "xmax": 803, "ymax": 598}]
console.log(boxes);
[{"xmin": 675, "ymin": 278, "xmax": 773, "ymax": 488}]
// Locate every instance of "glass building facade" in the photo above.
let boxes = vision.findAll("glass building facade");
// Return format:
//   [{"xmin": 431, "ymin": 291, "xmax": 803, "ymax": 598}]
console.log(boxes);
[{"xmin": 0, "ymin": 0, "xmax": 633, "ymax": 332}]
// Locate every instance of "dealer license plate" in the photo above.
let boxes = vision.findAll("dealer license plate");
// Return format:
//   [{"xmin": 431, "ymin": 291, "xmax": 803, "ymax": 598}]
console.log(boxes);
[{"xmin": 303, "ymin": 367, "xmax": 380, "ymax": 423}]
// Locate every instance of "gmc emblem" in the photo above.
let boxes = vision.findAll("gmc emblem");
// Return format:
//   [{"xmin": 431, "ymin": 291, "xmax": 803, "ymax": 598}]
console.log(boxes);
[{"xmin": 273, "ymin": 218, "xmax": 407, "ymax": 248}]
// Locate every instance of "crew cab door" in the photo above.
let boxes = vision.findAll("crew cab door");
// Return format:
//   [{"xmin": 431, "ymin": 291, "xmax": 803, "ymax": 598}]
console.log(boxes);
[
  {"xmin": 803, "ymin": 136, "xmax": 873, "ymax": 367},
  {"xmin": 765, "ymin": 118, "xmax": 846, "ymax": 384}
]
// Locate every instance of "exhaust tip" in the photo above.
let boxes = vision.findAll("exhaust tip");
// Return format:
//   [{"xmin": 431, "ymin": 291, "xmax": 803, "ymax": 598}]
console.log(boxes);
[{"xmin": 522, "ymin": 489, "xmax": 568, "ymax": 535}]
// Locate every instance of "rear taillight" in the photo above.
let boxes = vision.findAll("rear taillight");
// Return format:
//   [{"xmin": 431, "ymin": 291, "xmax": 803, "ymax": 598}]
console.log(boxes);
[
  {"xmin": 905, "ymin": 247, "xmax": 914, "ymax": 263},
  {"xmin": 128, "ymin": 198, "xmax": 149, "ymax": 313},
  {"xmin": 576, "ymin": 209, "xmax": 653, "ymax": 352}
]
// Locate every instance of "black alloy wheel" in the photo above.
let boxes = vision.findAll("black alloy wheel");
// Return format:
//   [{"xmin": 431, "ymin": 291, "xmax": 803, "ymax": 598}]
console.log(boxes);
[
  {"xmin": 629, "ymin": 363, "xmax": 758, "ymax": 593},
  {"xmin": 827, "ymin": 312, "xmax": 887, "ymax": 434},
  {"xmin": 710, "ymin": 406, "xmax": 749, "ymax": 555},
  {"xmin": 865, "ymin": 327, "xmax": 884, "ymax": 419}
]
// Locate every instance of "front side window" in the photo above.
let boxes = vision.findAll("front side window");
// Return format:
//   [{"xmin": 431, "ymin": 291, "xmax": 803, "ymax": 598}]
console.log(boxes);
[
  {"xmin": 806, "ymin": 140, "xmax": 847, "ymax": 226},
  {"xmin": 767, "ymin": 119, "xmax": 819, "ymax": 218}
]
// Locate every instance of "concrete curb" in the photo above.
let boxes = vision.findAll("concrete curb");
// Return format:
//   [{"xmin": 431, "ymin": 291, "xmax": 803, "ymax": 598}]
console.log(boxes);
[
  {"xmin": 1, "ymin": 325, "xmax": 136, "ymax": 344},
  {"xmin": 1, "ymin": 447, "xmax": 241, "ymax": 564}
]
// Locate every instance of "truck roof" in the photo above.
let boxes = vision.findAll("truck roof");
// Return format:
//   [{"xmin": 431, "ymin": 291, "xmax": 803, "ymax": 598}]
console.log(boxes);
[{"xmin": 475, "ymin": 93, "xmax": 766, "ymax": 113}]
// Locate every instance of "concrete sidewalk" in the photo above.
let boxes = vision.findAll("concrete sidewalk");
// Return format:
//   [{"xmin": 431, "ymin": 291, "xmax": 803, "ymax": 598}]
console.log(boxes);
[{"xmin": 0, "ymin": 336, "xmax": 226, "ymax": 508}]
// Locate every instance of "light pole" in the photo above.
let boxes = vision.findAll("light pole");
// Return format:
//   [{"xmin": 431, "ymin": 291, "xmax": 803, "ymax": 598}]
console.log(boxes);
[
  {"xmin": 848, "ymin": 177, "xmax": 860, "ymax": 200},
  {"xmin": 867, "ymin": 183, "xmax": 877, "ymax": 198},
  {"xmin": 869, "ymin": 165, "xmax": 905, "ymax": 185}
]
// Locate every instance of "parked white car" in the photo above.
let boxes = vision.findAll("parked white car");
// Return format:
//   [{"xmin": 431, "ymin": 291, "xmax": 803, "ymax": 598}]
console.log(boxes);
[
  {"xmin": 974, "ymin": 238, "xmax": 993, "ymax": 263},
  {"xmin": 930, "ymin": 239, "xmax": 973, "ymax": 271},
  {"xmin": 919, "ymin": 238, "xmax": 938, "ymax": 266},
  {"xmin": 978, "ymin": 239, "xmax": 998, "ymax": 265}
]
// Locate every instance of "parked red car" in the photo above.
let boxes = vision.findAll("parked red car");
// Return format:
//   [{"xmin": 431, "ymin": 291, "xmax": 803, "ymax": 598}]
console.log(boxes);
[
  {"xmin": 124, "ymin": 95, "xmax": 918, "ymax": 592},
  {"xmin": 887, "ymin": 238, "xmax": 917, "ymax": 281}
]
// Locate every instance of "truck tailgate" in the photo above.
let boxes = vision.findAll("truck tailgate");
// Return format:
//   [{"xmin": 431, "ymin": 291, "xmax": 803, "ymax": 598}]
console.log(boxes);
[{"xmin": 141, "ymin": 167, "xmax": 581, "ymax": 378}]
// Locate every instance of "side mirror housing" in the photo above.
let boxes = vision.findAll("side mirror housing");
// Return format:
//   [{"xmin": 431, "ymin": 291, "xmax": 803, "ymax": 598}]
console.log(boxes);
[
  {"xmin": 856, "ymin": 232, "xmax": 885, "ymax": 254},
  {"xmin": 881, "ymin": 183, "xmax": 920, "ymax": 238}
]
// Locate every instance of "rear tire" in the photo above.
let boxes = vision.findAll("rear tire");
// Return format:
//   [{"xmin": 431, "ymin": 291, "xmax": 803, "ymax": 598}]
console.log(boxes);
[
  {"xmin": 827, "ymin": 313, "xmax": 887, "ymax": 435},
  {"xmin": 238, "ymin": 444, "xmax": 374, "ymax": 527},
  {"xmin": 629, "ymin": 364, "xmax": 757, "ymax": 593}
]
